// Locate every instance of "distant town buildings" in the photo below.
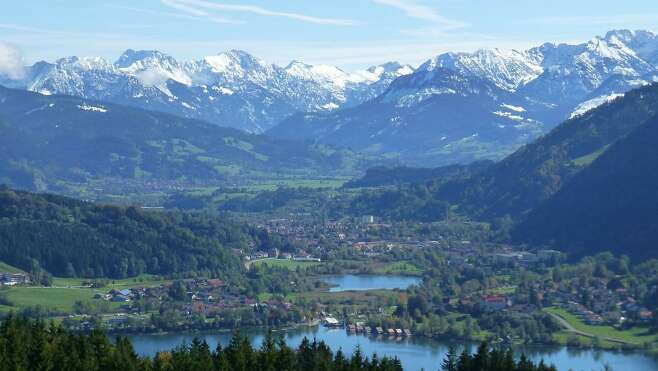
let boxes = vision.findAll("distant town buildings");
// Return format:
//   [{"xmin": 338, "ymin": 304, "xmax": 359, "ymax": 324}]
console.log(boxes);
[{"xmin": 0, "ymin": 273, "xmax": 30, "ymax": 286}]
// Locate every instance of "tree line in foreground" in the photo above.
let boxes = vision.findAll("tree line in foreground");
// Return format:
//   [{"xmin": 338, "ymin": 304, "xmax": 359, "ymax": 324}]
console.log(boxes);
[{"xmin": 0, "ymin": 315, "xmax": 555, "ymax": 371}]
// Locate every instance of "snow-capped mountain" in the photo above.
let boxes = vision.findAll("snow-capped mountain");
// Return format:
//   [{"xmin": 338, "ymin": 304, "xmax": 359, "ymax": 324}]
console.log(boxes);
[
  {"xmin": 269, "ymin": 29, "xmax": 658, "ymax": 166},
  {"xmin": 2, "ymin": 49, "xmax": 413, "ymax": 133},
  {"xmin": 270, "ymin": 67, "xmax": 550, "ymax": 166},
  {"xmin": 283, "ymin": 60, "xmax": 413, "ymax": 109},
  {"xmin": 115, "ymin": 49, "xmax": 193, "ymax": 92},
  {"xmin": 425, "ymin": 48, "xmax": 544, "ymax": 91},
  {"xmin": 606, "ymin": 29, "xmax": 658, "ymax": 65},
  {"xmin": 423, "ymin": 30, "xmax": 657, "ymax": 108},
  {"xmin": 519, "ymin": 33, "xmax": 656, "ymax": 107},
  {"xmin": 2, "ymin": 29, "xmax": 657, "ymax": 165}
]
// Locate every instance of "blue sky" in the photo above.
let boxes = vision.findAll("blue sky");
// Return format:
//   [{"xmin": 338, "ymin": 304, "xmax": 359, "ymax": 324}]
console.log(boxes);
[{"xmin": 1, "ymin": 0, "xmax": 657, "ymax": 70}]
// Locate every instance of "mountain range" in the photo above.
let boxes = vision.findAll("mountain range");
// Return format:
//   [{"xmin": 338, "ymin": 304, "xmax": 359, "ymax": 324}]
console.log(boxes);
[
  {"xmin": 1, "ymin": 49, "xmax": 413, "ymax": 133},
  {"xmin": 344, "ymin": 81, "xmax": 658, "ymax": 258},
  {"xmin": 270, "ymin": 30, "xmax": 658, "ymax": 165},
  {"xmin": 2, "ymin": 29, "xmax": 657, "ymax": 166},
  {"xmin": 2, "ymin": 29, "xmax": 658, "ymax": 196},
  {"xmin": 0, "ymin": 86, "xmax": 369, "ymax": 194}
]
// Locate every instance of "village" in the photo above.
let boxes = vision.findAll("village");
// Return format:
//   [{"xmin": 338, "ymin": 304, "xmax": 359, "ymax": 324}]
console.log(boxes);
[{"xmin": 0, "ymin": 213, "xmax": 654, "ymax": 347}]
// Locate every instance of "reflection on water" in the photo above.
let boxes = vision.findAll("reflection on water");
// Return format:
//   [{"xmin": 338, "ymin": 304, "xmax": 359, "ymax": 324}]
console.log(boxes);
[{"xmin": 127, "ymin": 326, "xmax": 658, "ymax": 371}]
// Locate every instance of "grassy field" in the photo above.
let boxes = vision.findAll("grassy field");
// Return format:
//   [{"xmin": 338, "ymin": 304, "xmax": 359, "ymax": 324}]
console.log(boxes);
[
  {"xmin": 545, "ymin": 307, "xmax": 658, "ymax": 345},
  {"xmin": 245, "ymin": 177, "xmax": 350, "ymax": 191},
  {"xmin": 572, "ymin": 145, "xmax": 610, "ymax": 167},
  {"xmin": 249, "ymin": 258, "xmax": 322, "ymax": 270},
  {"xmin": 1, "ymin": 287, "xmax": 102, "ymax": 312},
  {"xmin": 552, "ymin": 331, "xmax": 622, "ymax": 350},
  {"xmin": 0, "ymin": 274, "xmax": 170, "ymax": 315},
  {"xmin": 52, "ymin": 274, "xmax": 169, "ymax": 289},
  {"xmin": 373, "ymin": 261, "xmax": 423, "ymax": 276},
  {"xmin": 0, "ymin": 261, "xmax": 25, "ymax": 274}
]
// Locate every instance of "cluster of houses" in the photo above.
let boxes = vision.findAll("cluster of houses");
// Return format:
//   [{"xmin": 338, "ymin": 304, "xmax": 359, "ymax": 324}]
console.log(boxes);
[
  {"xmin": 190, "ymin": 297, "xmax": 294, "ymax": 317},
  {"xmin": 345, "ymin": 324, "xmax": 412, "ymax": 337},
  {"xmin": 493, "ymin": 249, "xmax": 563, "ymax": 265},
  {"xmin": 94, "ymin": 278, "xmax": 298, "ymax": 320},
  {"xmin": 547, "ymin": 285, "xmax": 654, "ymax": 326},
  {"xmin": 0, "ymin": 273, "xmax": 30, "ymax": 286},
  {"xmin": 444, "ymin": 294, "xmax": 548, "ymax": 316},
  {"xmin": 622, "ymin": 298, "xmax": 654, "ymax": 323},
  {"xmin": 565, "ymin": 301, "xmax": 605, "ymax": 325},
  {"xmin": 481, "ymin": 294, "xmax": 512, "ymax": 311},
  {"xmin": 252, "ymin": 215, "xmax": 549, "ymax": 268},
  {"xmin": 348, "ymin": 323, "xmax": 412, "ymax": 337},
  {"xmin": 244, "ymin": 248, "xmax": 321, "ymax": 262},
  {"xmin": 321, "ymin": 316, "xmax": 412, "ymax": 336},
  {"xmin": 96, "ymin": 288, "xmax": 135, "ymax": 302}
]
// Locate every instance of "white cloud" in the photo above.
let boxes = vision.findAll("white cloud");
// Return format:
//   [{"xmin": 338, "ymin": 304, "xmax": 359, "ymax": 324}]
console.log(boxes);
[
  {"xmin": 0, "ymin": 23, "xmax": 120, "ymax": 40},
  {"xmin": 162, "ymin": 0, "xmax": 357, "ymax": 26},
  {"xmin": 0, "ymin": 42, "xmax": 25, "ymax": 80},
  {"xmin": 373, "ymin": 0, "xmax": 467, "ymax": 30},
  {"xmin": 159, "ymin": 0, "xmax": 243, "ymax": 24}
]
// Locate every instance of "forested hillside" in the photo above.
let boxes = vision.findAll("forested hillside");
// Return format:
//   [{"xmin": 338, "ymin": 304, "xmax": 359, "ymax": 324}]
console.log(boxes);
[
  {"xmin": 0, "ymin": 86, "xmax": 364, "ymax": 192},
  {"xmin": 0, "ymin": 187, "xmax": 282, "ymax": 279},
  {"xmin": 439, "ymin": 83, "xmax": 658, "ymax": 220},
  {"xmin": 333, "ymin": 83, "xmax": 658, "ymax": 235},
  {"xmin": 513, "ymin": 114, "xmax": 658, "ymax": 260},
  {"xmin": 343, "ymin": 161, "xmax": 492, "ymax": 189}
]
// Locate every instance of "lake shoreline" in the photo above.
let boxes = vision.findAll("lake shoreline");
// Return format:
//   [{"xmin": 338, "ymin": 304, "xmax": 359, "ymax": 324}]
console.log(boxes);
[{"xmin": 125, "ymin": 325, "xmax": 658, "ymax": 370}]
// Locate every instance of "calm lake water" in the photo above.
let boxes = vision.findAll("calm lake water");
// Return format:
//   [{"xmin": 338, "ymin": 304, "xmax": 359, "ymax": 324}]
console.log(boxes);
[
  {"xmin": 321, "ymin": 274, "xmax": 422, "ymax": 292},
  {"xmin": 127, "ymin": 326, "xmax": 658, "ymax": 371}
]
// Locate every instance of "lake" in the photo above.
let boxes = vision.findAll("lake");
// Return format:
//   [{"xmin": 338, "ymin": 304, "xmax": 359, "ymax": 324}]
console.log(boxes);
[
  {"xmin": 321, "ymin": 274, "xmax": 422, "ymax": 292},
  {"xmin": 127, "ymin": 326, "xmax": 658, "ymax": 371}
]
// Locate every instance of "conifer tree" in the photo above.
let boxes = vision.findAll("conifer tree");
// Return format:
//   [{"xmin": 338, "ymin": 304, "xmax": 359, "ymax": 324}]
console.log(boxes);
[{"xmin": 441, "ymin": 345, "xmax": 458, "ymax": 371}]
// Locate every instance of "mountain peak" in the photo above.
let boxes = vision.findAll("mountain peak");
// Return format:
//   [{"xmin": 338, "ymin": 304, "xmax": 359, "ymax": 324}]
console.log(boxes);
[
  {"xmin": 284, "ymin": 61, "xmax": 352, "ymax": 88},
  {"xmin": 202, "ymin": 49, "xmax": 270, "ymax": 75},
  {"xmin": 224, "ymin": 49, "xmax": 267, "ymax": 67},
  {"xmin": 114, "ymin": 49, "xmax": 176, "ymax": 68},
  {"xmin": 604, "ymin": 29, "xmax": 657, "ymax": 44},
  {"xmin": 55, "ymin": 56, "xmax": 113, "ymax": 71},
  {"xmin": 603, "ymin": 29, "xmax": 658, "ymax": 65},
  {"xmin": 285, "ymin": 60, "xmax": 313, "ymax": 70},
  {"xmin": 113, "ymin": 49, "xmax": 190, "ymax": 88},
  {"xmin": 423, "ymin": 47, "xmax": 543, "ymax": 90}
]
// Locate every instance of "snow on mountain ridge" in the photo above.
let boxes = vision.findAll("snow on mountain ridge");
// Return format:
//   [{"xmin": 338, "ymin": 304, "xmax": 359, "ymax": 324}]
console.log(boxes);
[
  {"xmin": 5, "ymin": 29, "xmax": 657, "ymax": 135},
  {"xmin": 570, "ymin": 93, "xmax": 625, "ymax": 118},
  {"xmin": 11, "ymin": 48, "xmax": 409, "ymax": 133},
  {"xmin": 56, "ymin": 56, "xmax": 116, "ymax": 72},
  {"xmin": 422, "ymin": 48, "xmax": 544, "ymax": 91},
  {"xmin": 285, "ymin": 61, "xmax": 356, "ymax": 88},
  {"xmin": 284, "ymin": 60, "xmax": 413, "ymax": 94},
  {"xmin": 115, "ymin": 49, "xmax": 192, "ymax": 91},
  {"xmin": 418, "ymin": 29, "xmax": 657, "ymax": 97}
]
